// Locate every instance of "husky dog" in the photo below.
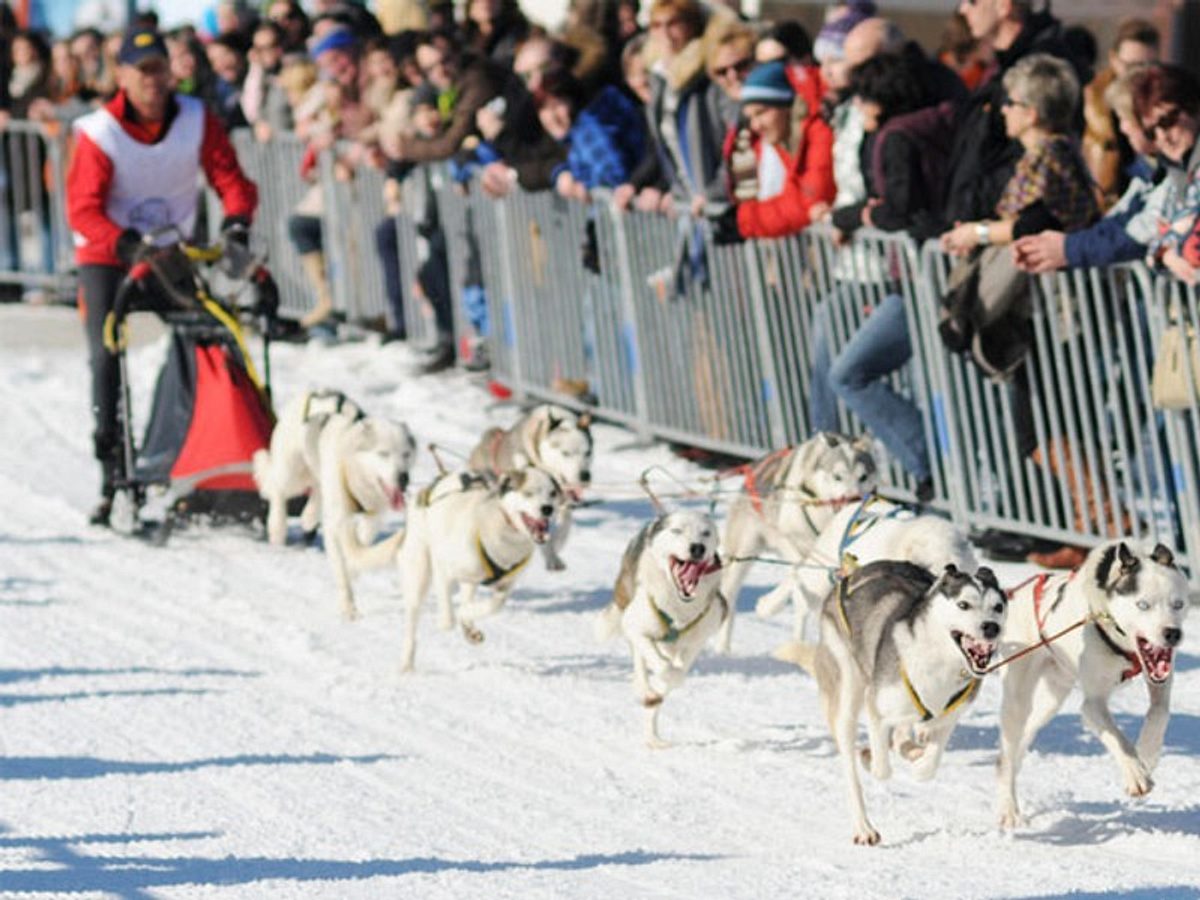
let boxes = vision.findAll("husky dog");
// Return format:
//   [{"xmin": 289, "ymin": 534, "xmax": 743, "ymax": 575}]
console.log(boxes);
[
  {"xmin": 398, "ymin": 467, "xmax": 565, "ymax": 672},
  {"xmin": 468, "ymin": 404, "xmax": 593, "ymax": 572},
  {"xmin": 253, "ymin": 390, "xmax": 417, "ymax": 620},
  {"xmin": 761, "ymin": 497, "xmax": 978, "ymax": 643},
  {"xmin": 793, "ymin": 562, "xmax": 1006, "ymax": 845},
  {"xmin": 996, "ymin": 541, "xmax": 1189, "ymax": 829},
  {"xmin": 596, "ymin": 511, "xmax": 727, "ymax": 748},
  {"xmin": 717, "ymin": 432, "xmax": 877, "ymax": 653}
]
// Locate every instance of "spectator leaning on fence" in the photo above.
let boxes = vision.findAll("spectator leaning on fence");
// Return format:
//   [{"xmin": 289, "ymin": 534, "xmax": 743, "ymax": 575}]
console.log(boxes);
[
  {"xmin": 66, "ymin": 28, "xmax": 257, "ymax": 527},
  {"xmin": 1135, "ymin": 64, "xmax": 1200, "ymax": 285},
  {"xmin": 713, "ymin": 60, "xmax": 833, "ymax": 240},
  {"xmin": 1013, "ymin": 65, "xmax": 1167, "ymax": 273}
]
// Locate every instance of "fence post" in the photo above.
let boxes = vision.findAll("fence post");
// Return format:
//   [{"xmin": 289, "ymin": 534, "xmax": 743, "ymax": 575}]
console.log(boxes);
[
  {"xmin": 491, "ymin": 194, "xmax": 527, "ymax": 401},
  {"xmin": 739, "ymin": 236, "xmax": 790, "ymax": 450}
]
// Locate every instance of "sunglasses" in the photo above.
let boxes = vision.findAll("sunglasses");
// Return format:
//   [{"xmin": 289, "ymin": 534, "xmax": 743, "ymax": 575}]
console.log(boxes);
[
  {"xmin": 1001, "ymin": 94, "xmax": 1029, "ymax": 109},
  {"xmin": 713, "ymin": 57, "xmax": 753, "ymax": 80},
  {"xmin": 1144, "ymin": 107, "xmax": 1183, "ymax": 134}
]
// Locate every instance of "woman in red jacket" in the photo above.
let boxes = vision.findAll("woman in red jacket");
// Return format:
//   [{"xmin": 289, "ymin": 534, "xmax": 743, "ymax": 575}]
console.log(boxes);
[{"xmin": 720, "ymin": 59, "xmax": 835, "ymax": 239}]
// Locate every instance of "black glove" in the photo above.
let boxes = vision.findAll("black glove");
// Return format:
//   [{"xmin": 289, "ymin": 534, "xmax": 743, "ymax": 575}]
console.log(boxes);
[
  {"xmin": 581, "ymin": 217, "xmax": 600, "ymax": 275},
  {"xmin": 710, "ymin": 206, "xmax": 743, "ymax": 246},
  {"xmin": 115, "ymin": 228, "xmax": 144, "ymax": 266},
  {"xmin": 220, "ymin": 216, "xmax": 251, "ymax": 249},
  {"xmin": 252, "ymin": 269, "xmax": 281, "ymax": 319}
]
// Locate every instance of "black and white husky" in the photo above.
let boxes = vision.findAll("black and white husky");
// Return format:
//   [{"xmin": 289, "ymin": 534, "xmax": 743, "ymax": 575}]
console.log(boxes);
[
  {"xmin": 596, "ymin": 511, "xmax": 727, "ymax": 748},
  {"xmin": 398, "ymin": 467, "xmax": 566, "ymax": 672},
  {"xmin": 717, "ymin": 432, "xmax": 877, "ymax": 653},
  {"xmin": 997, "ymin": 541, "xmax": 1189, "ymax": 829},
  {"xmin": 760, "ymin": 496, "xmax": 978, "ymax": 643},
  {"xmin": 253, "ymin": 390, "xmax": 417, "ymax": 620},
  {"xmin": 468, "ymin": 404, "xmax": 593, "ymax": 572},
  {"xmin": 793, "ymin": 562, "xmax": 1007, "ymax": 845}
]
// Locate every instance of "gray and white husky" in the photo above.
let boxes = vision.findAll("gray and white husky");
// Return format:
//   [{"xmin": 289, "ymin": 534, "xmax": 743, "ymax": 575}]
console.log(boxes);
[
  {"xmin": 718, "ymin": 432, "xmax": 877, "ymax": 653},
  {"xmin": 468, "ymin": 404, "xmax": 593, "ymax": 572},
  {"xmin": 596, "ymin": 511, "xmax": 727, "ymax": 748},
  {"xmin": 397, "ymin": 467, "xmax": 566, "ymax": 672},
  {"xmin": 760, "ymin": 497, "xmax": 977, "ymax": 644},
  {"xmin": 997, "ymin": 541, "xmax": 1189, "ymax": 829},
  {"xmin": 792, "ymin": 562, "xmax": 1007, "ymax": 845},
  {"xmin": 253, "ymin": 389, "xmax": 417, "ymax": 620}
]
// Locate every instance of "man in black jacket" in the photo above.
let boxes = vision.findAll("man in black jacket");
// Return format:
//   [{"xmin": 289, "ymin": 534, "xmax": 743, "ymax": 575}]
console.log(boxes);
[{"xmin": 939, "ymin": 0, "xmax": 1091, "ymax": 232}]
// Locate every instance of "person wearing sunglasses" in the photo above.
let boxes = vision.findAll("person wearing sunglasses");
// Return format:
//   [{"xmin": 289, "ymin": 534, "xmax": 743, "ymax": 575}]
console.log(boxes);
[
  {"xmin": 706, "ymin": 21, "xmax": 756, "ymax": 105},
  {"xmin": 1135, "ymin": 65, "xmax": 1200, "ymax": 284}
]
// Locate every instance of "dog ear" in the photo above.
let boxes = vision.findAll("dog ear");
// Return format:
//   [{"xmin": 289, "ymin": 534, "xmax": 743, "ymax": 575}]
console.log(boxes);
[
  {"xmin": 1117, "ymin": 542, "xmax": 1140, "ymax": 575},
  {"xmin": 851, "ymin": 432, "xmax": 874, "ymax": 454},
  {"xmin": 576, "ymin": 411, "xmax": 592, "ymax": 430},
  {"xmin": 1151, "ymin": 543, "xmax": 1176, "ymax": 568},
  {"xmin": 498, "ymin": 470, "xmax": 523, "ymax": 494},
  {"xmin": 547, "ymin": 411, "xmax": 563, "ymax": 432},
  {"xmin": 975, "ymin": 566, "xmax": 1001, "ymax": 595},
  {"xmin": 821, "ymin": 432, "xmax": 842, "ymax": 449},
  {"xmin": 943, "ymin": 563, "xmax": 959, "ymax": 577}
]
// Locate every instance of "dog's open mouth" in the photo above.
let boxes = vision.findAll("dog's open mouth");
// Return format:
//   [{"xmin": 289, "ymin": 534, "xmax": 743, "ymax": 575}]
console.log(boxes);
[
  {"xmin": 953, "ymin": 631, "xmax": 996, "ymax": 675},
  {"xmin": 669, "ymin": 555, "xmax": 721, "ymax": 599},
  {"xmin": 1136, "ymin": 635, "xmax": 1174, "ymax": 684},
  {"xmin": 521, "ymin": 513, "xmax": 551, "ymax": 544},
  {"xmin": 384, "ymin": 480, "xmax": 405, "ymax": 511}
]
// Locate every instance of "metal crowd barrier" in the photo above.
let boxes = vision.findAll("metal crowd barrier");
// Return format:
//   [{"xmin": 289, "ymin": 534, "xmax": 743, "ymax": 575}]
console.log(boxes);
[{"xmin": 0, "ymin": 120, "xmax": 73, "ymax": 297}]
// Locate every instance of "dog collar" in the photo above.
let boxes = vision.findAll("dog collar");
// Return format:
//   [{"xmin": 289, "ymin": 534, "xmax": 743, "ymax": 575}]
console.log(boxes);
[
  {"xmin": 900, "ymin": 663, "xmax": 980, "ymax": 722},
  {"xmin": 1093, "ymin": 621, "xmax": 1142, "ymax": 682},
  {"xmin": 648, "ymin": 594, "xmax": 710, "ymax": 644}
]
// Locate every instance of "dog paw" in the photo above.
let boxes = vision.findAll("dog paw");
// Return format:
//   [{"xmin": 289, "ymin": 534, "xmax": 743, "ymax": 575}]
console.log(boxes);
[
  {"xmin": 461, "ymin": 623, "xmax": 485, "ymax": 645},
  {"xmin": 1123, "ymin": 764, "xmax": 1154, "ymax": 797},
  {"xmin": 910, "ymin": 759, "xmax": 939, "ymax": 783},
  {"xmin": 340, "ymin": 604, "xmax": 360, "ymax": 622},
  {"xmin": 852, "ymin": 825, "xmax": 881, "ymax": 846},
  {"xmin": 437, "ymin": 613, "xmax": 455, "ymax": 631},
  {"xmin": 897, "ymin": 740, "xmax": 925, "ymax": 762},
  {"xmin": 997, "ymin": 808, "xmax": 1025, "ymax": 830},
  {"xmin": 645, "ymin": 734, "xmax": 672, "ymax": 750},
  {"xmin": 641, "ymin": 692, "xmax": 663, "ymax": 708},
  {"xmin": 545, "ymin": 556, "xmax": 567, "ymax": 572}
]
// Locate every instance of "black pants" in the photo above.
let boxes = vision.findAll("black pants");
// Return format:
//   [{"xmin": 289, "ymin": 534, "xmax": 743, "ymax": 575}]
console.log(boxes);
[
  {"xmin": 374, "ymin": 218, "xmax": 406, "ymax": 339},
  {"xmin": 79, "ymin": 264, "xmax": 127, "ymax": 492}
]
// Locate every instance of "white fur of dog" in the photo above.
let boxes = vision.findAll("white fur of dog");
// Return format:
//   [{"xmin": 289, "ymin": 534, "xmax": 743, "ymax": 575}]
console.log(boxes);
[
  {"xmin": 718, "ymin": 432, "xmax": 877, "ymax": 653},
  {"xmin": 468, "ymin": 404, "xmax": 593, "ymax": 572},
  {"xmin": 596, "ymin": 511, "xmax": 727, "ymax": 748},
  {"xmin": 996, "ymin": 541, "xmax": 1189, "ymax": 829},
  {"xmin": 792, "ymin": 562, "xmax": 1007, "ymax": 845},
  {"xmin": 398, "ymin": 467, "xmax": 565, "ymax": 672},
  {"xmin": 253, "ymin": 390, "xmax": 416, "ymax": 620},
  {"xmin": 761, "ymin": 496, "xmax": 978, "ymax": 644}
]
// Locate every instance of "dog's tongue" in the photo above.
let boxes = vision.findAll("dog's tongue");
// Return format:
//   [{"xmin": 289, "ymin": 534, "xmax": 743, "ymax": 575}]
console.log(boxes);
[
  {"xmin": 390, "ymin": 487, "xmax": 406, "ymax": 511},
  {"xmin": 673, "ymin": 557, "xmax": 719, "ymax": 596},
  {"xmin": 1138, "ymin": 638, "xmax": 1174, "ymax": 681}
]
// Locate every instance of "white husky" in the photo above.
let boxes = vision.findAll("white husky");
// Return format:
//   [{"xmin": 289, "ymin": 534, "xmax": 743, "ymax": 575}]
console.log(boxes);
[
  {"xmin": 793, "ymin": 562, "xmax": 1007, "ymax": 845},
  {"xmin": 596, "ymin": 511, "xmax": 726, "ymax": 748},
  {"xmin": 253, "ymin": 390, "xmax": 416, "ymax": 620},
  {"xmin": 398, "ymin": 467, "xmax": 565, "ymax": 672},
  {"xmin": 760, "ymin": 496, "xmax": 978, "ymax": 643},
  {"xmin": 996, "ymin": 541, "xmax": 1189, "ymax": 829},
  {"xmin": 468, "ymin": 404, "xmax": 593, "ymax": 572},
  {"xmin": 717, "ymin": 433, "xmax": 877, "ymax": 653}
]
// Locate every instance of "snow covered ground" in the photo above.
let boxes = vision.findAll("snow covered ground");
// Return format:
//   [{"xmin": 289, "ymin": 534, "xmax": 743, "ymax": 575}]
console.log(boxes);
[{"xmin": 2, "ymin": 303, "xmax": 1199, "ymax": 900}]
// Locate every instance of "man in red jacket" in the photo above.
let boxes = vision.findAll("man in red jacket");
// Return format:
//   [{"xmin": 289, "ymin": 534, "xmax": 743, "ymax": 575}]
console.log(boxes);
[{"xmin": 67, "ymin": 28, "xmax": 258, "ymax": 526}]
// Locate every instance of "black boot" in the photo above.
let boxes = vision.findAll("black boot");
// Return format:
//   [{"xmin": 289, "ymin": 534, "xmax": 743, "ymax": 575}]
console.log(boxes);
[{"xmin": 89, "ymin": 492, "xmax": 115, "ymax": 527}]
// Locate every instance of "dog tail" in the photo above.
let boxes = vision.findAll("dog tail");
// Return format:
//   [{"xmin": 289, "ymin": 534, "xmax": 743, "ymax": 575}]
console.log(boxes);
[
  {"xmin": 594, "ymin": 603, "xmax": 622, "ymax": 642},
  {"xmin": 342, "ymin": 527, "xmax": 407, "ymax": 572},
  {"xmin": 772, "ymin": 639, "xmax": 818, "ymax": 673},
  {"xmin": 251, "ymin": 448, "xmax": 272, "ymax": 497}
]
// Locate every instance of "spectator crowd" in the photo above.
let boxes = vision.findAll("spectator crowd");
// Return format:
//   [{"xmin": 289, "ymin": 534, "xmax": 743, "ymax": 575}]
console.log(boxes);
[{"xmin": 2, "ymin": 0, "xmax": 1200, "ymax": 567}]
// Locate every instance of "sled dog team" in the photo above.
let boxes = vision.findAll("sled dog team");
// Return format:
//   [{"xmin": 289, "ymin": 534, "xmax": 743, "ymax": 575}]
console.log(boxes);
[{"xmin": 253, "ymin": 391, "xmax": 1190, "ymax": 845}]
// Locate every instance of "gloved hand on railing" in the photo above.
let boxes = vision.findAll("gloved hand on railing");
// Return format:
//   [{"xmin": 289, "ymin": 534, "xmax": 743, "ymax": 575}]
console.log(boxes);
[
  {"xmin": 710, "ymin": 206, "xmax": 744, "ymax": 247},
  {"xmin": 251, "ymin": 268, "xmax": 281, "ymax": 320},
  {"xmin": 220, "ymin": 216, "xmax": 256, "ymax": 279},
  {"xmin": 115, "ymin": 228, "xmax": 145, "ymax": 267}
]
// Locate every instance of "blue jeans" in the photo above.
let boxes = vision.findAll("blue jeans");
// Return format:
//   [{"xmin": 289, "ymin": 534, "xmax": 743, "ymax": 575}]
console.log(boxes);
[{"xmin": 811, "ymin": 292, "xmax": 930, "ymax": 481}]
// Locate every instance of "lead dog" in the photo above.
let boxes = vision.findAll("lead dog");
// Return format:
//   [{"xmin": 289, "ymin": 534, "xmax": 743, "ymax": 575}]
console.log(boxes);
[
  {"xmin": 468, "ymin": 404, "xmax": 593, "ymax": 572},
  {"xmin": 996, "ymin": 541, "xmax": 1189, "ymax": 829},
  {"xmin": 718, "ymin": 432, "xmax": 877, "ymax": 653},
  {"xmin": 761, "ymin": 497, "xmax": 977, "ymax": 643},
  {"xmin": 398, "ymin": 467, "xmax": 565, "ymax": 672},
  {"xmin": 596, "ymin": 511, "xmax": 726, "ymax": 748},
  {"xmin": 253, "ymin": 390, "xmax": 417, "ymax": 620},
  {"xmin": 793, "ymin": 562, "xmax": 1006, "ymax": 845}
]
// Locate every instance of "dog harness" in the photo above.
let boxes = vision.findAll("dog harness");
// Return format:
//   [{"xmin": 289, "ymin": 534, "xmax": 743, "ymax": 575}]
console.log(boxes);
[
  {"xmin": 476, "ymin": 534, "xmax": 531, "ymax": 586},
  {"xmin": 648, "ymin": 594, "xmax": 713, "ymax": 644},
  {"xmin": 1010, "ymin": 571, "xmax": 1141, "ymax": 682},
  {"xmin": 899, "ymin": 664, "xmax": 980, "ymax": 722}
]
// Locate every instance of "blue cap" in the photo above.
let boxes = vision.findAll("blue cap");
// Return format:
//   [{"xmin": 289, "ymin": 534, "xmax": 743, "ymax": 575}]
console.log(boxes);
[
  {"xmin": 740, "ymin": 61, "xmax": 795, "ymax": 107},
  {"xmin": 118, "ymin": 28, "xmax": 168, "ymax": 66},
  {"xmin": 310, "ymin": 27, "xmax": 358, "ymax": 59}
]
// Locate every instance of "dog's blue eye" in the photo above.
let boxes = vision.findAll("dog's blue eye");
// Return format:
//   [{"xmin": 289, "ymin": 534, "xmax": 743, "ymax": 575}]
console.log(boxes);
[{"xmin": 1137, "ymin": 600, "xmax": 1151, "ymax": 611}]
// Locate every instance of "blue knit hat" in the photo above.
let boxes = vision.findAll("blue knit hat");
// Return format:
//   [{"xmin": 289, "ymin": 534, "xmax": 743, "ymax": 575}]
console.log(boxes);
[
  {"xmin": 813, "ymin": 1, "xmax": 877, "ymax": 63},
  {"xmin": 740, "ymin": 61, "xmax": 795, "ymax": 107},
  {"xmin": 310, "ymin": 27, "xmax": 358, "ymax": 60}
]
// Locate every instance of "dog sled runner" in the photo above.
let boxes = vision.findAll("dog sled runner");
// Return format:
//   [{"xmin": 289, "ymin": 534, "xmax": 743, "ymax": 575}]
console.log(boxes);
[{"xmin": 104, "ymin": 228, "xmax": 281, "ymax": 542}]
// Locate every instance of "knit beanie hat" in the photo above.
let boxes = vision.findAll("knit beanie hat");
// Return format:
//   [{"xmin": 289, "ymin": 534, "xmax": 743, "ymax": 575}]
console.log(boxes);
[
  {"xmin": 812, "ymin": 1, "xmax": 876, "ymax": 63},
  {"xmin": 740, "ymin": 61, "xmax": 795, "ymax": 107}
]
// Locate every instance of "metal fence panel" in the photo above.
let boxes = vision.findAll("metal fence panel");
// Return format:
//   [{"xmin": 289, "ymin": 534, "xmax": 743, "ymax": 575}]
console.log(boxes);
[{"xmin": 0, "ymin": 121, "xmax": 72, "ymax": 296}]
